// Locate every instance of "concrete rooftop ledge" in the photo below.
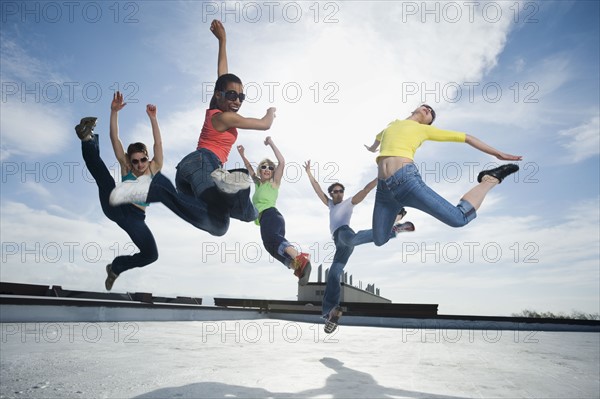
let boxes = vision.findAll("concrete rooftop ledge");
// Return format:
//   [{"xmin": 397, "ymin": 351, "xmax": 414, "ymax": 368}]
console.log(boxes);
[{"xmin": 1, "ymin": 282, "xmax": 598, "ymax": 332}]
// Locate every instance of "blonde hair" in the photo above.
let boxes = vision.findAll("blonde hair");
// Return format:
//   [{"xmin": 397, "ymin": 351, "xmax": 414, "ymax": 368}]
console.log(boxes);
[
  {"xmin": 259, "ymin": 158, "xmax": 276, "ymax": 169},
  {"xmin": 258, "ymin": 158, "xmax": 276, "ymax": 180}
]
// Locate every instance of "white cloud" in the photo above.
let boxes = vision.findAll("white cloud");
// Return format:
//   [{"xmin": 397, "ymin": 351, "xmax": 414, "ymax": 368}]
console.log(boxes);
[
  {"xmin": 558, "ymin": 116, "xmax": 600, "ymax": 163},
  {"xmin": 17, "ymin": 181, "xmax": 53, "ymax": 200},
  {"xmin": 1, "ymin": 35, "xmax": 75, "ymax": 160},
  {"xmin": 1, "ymin": 36, "xmax": 67, "ymax": 83},
  {"xmin": 0, "ymin": 101, "xmax": 73, "ymax": 160}
]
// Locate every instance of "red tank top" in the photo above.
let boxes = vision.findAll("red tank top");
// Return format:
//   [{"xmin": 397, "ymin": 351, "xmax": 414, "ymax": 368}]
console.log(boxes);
[{"xmin": 197, "ymin": 109, "xmax": 238, "ymax": 163}]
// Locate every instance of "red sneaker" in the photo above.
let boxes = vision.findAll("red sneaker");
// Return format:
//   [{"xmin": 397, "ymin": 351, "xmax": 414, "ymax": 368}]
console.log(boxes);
[{"xmin": 292, "ymin": 253, "xmax": 312, "ymax": 286}]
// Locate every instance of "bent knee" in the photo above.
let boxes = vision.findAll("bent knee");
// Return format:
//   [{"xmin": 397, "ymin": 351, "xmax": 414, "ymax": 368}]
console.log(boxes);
[
  {"xmin": 210, "ymin": 225, "xmax": 229, "ymax": 237},
  {"xmin": 148, "ymin": 251, "xmax": 159, "ymax": 264},
  {"xmin": 142, "ymin": 248, "xmax": 159, "ymax": 264},
  {"xmin": 373, "ymin": 236, "xmax": 389, "ymax": 247},
  {"xmin": 447, "ymin": 219, "xmax": 469, "ymax": 228}
]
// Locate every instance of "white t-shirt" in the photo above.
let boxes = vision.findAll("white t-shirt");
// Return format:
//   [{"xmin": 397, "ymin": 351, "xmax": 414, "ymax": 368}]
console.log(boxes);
[{"xmin": 328, "ymin": 197, "xmax": 355, "ymax": 235}]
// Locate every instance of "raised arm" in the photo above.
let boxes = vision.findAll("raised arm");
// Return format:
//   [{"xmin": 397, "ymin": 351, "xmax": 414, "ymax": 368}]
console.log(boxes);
[
  {"xmin": 351, "ymin": 178, "xmax": 377, "ymax": 205},
  {"xmin": 265, "ymin": 136, "xmax": 285, "ymax": 186},
  {"xmin": 210, "ymin": 19, "xmax": 228, "ymax": 77},
  {"xmin": 109, "ymin": 91, "xmax": 128, "ymax": 174},
  {"xmin": 146, "ymin": 104, "xmax": 163, "ymax": 174},
  {"xmin": 237, "ymin": 144, "xmax": 258, "ymax": 183},
  {"xmin": 304, "ymin": 160, "xmax": 329, "ymax": 207},
  {"xmin": 465, "ymin": 135, "xmax": 522, "ymax": 161},
  {"xmin": 213, "ymin": 107, "xmax": 276, "ymax": 132}
]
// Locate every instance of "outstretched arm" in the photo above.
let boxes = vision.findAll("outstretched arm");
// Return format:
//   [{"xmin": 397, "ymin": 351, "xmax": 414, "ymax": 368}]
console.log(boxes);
[
  {"xmin": 213, "ymin": 107, "xmax": 276, "ymax": 131},
  {"xmin": 210, "ymin": 19, "xmax": 228, "ymax": 77},
  {"xmin": 465, "ymin": 135, "xmax": 522, "ymax": 161},
  {"xmin": 237, "ymin": 144, "xmax": 258, "ymax": 183},
  {"xmin": 351, "ymin": 178, "xmax": 377, "ymax": 205},
  {"xmin": 109, "ymin": 91, "xmax": 129, "ymax": 174},
  {"xmin": 146, "ymin": 104, "xmax": 163, "ymax": 174},
  {"xmin": 304, "ymin": 160, "xmax": 329, "ymax": 207},
  {"xmin": 265, "ymin": 136, "xmax": 285, "ymax": 186}
]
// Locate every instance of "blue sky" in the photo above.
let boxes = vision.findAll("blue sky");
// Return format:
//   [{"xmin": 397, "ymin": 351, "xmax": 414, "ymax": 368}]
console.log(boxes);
[{"xmin": 1, "ymin": 0, "xmax": 598, "ymax": 316}]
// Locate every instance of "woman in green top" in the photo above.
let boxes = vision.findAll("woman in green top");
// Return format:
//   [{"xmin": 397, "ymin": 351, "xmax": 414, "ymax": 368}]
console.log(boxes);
[{"xmin": 237, "ymin": 137, "xmax": 311, "ymax": 285}]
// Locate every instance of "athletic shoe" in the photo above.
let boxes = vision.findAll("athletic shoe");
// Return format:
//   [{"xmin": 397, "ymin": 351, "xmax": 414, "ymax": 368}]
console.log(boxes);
[
  {"xmin": 75, "ymin": 117, "xmax": 98, "ymax": 141},
  {"xmin": 393, "ymin": 221, "xmax": 415, "ymax": 234},
  {"xmin": 105, "ymin": 264, "xmax": 118, "ymax": 291},
  {"xmin": 324, "ymin": 306, "xmax": 343, "ymax": 334},
  {"xmin": 397, "ymin": 207, "xmax": 407, "ymax": 221},
  {"xmin": 477, "ymin": 164, "xmax": 519, "ymax": 184},
  {"xmin": 292, "ymin": 252, "xmax": 311, "ymax": 286},
  {"xmin": 211, "ymin": 168, "xmax": 252, "ymax": 194},
  {"xmin": 109, "ymin": 174, "xmax": 152, "ymax": 206}
]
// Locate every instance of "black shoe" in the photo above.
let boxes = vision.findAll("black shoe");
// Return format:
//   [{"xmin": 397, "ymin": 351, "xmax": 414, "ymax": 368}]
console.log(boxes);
[
  {"xmin": 397, "ymin": 207, "xmax": 407, "ymax": 220},
  {"xmin": 324, "ymin": 306, "xmax": 343, "ymax": 334},
  {"xmin": 75, "ymin": 117, "xmax": 98, "ymax": 141},
  {"xmin": 105, "ymin": 264, "xmax": 119, "ymax": 291},
  {"xmin": 477, "ymin": 164, "xmax": 519, "ymax": 184}
]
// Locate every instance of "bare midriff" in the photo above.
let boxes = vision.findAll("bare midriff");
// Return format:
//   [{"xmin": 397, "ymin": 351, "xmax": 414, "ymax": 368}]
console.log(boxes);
[{"xmin": 377, "ymin": 156, "xmax": 413, "ymax": 179}]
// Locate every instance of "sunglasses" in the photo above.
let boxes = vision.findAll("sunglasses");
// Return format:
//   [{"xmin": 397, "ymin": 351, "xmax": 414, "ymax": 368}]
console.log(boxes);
[
  {"xmin": 221, "ymin": 90, "xmax": 246, "ymax": 103},
  {"xmin": 330, "ymin": 189, "xmax": 344, "ymax": 194},
  {"xmin": 131, "ymin": 157, "xmax": 148, "ymax": 165},
  {"xmin": 260, "ymin": 165, "xmax": 274, "ymax": 171}
]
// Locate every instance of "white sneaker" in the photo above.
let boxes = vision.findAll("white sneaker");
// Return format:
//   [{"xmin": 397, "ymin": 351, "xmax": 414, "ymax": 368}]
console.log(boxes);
[
  {"xmin": 211, "ymin": 168, "xmax": 251, "ymax": 194},
  {"xmin": 109, "ymin": 174, "xmax": 152, "ymax": 206}
]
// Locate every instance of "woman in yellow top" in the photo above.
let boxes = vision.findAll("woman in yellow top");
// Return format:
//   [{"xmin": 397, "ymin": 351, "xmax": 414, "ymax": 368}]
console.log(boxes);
[
  {"xmin": 237, "ymin": 137, "xmax": 311, "ymax": 285},
  {"xmin": 365, "ymin": 104, "xmax": 522, "ymax": 246}
]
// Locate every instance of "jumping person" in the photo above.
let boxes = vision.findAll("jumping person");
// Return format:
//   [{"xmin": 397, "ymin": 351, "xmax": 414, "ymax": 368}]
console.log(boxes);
[
  {"xmin": 109, "ymin": 20, "xmax": 275, "ymax": 236},
  {"xmin": 76, "ymin": 91, "xmax": 162, "ymax": 291},
  {"xmin": 365, "ymin": 104, "xmax": 522, "ymax": 246},
  {"xmin": 237, "ymin": 137, "xmax": 311, "ymax": 285},
  {"xmin": 304, "ymin": 160, "xmax": 414, "ymax": 333}
]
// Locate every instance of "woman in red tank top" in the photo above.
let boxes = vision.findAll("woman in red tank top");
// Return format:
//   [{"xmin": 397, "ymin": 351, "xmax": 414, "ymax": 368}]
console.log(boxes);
[{"xmin": 109, "ymin": 20, "xmax": 277, "ymax": 236}]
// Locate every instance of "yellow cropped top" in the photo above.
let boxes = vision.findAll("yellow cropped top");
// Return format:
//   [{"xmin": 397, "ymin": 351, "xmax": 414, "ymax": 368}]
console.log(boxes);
[{"xmin": 375, "ymin": 119, "xmax": 466, "ymax": 161}]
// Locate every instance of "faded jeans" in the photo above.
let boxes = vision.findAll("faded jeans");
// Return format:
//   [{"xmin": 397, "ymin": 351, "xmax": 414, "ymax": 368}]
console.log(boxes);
[
  {"xmin": 321, "ymin": 225, "xmax": 395, "ymax": 317},
  {"xmin": 146, "ymin": 148, "xmax": 257, "ymax": 236},
  {"xmin": 372, "ymin": 163, "xmax": 476, "ymax": 246}
]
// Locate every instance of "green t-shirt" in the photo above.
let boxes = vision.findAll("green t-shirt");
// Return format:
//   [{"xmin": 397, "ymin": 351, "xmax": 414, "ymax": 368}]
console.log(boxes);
[{"xmin": 252, "ymin": 181, "xmax": 279, "ymax": 225}]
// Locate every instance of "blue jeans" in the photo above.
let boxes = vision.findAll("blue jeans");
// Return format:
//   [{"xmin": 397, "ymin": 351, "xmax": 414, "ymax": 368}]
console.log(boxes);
[
  {"xmin": 146, "ymin": 149, "xmax": 257, "ymax": 236},
  {"xmin": 259, "ymin": 207, "xmax": 292, "ymax": 267},
  {"xmin": 174, "ymin": 149, "xmax": 222, "ymax": 205},
  {"xmin": 373, "ymin": 163, "xmax": 476, "ymax": 246},
  {"xmin": 82, "ymin": 136, "xmax": 158, "ymax": 275},
  {"xmin": 321, "ymin": 225, "xmax": 391, "ymax": 317},
  {"xmin": 147, "ymin": 172, "xmax": 230, "ymax": 236}
]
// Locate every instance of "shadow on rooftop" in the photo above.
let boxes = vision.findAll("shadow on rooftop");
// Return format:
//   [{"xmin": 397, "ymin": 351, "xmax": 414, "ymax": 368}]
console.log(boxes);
[{"xmin": 134, "ymin": 357, "xmax": 468, "ymax": 399}]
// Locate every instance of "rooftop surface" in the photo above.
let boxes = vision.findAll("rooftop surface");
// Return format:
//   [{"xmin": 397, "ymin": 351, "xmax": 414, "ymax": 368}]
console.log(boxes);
[{"xmin": 1, "ymin": 320, "xmax": 599, "ymax": 398}]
